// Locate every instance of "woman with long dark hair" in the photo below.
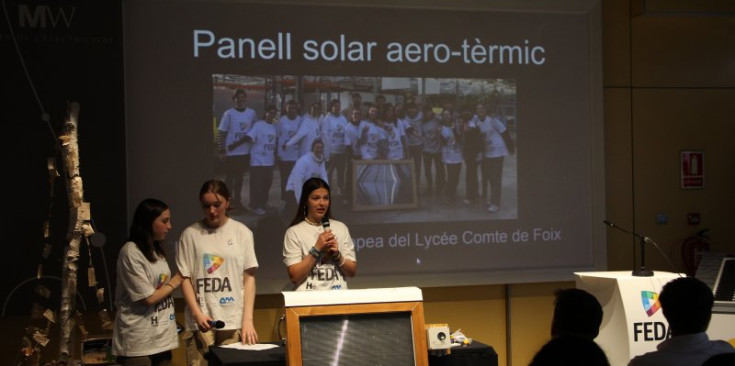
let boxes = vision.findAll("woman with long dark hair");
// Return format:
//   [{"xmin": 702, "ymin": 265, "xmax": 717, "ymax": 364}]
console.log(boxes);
[
  {"xmin": 282, "ymin": 177, "xmax": 357, "ymax": 291},
  {"xmin": 112, "ymin": 198, "xmax": 182, "ymax": 366}
]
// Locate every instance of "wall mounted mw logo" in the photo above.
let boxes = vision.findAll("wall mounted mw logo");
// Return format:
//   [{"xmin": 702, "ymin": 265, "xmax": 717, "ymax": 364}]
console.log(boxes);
[{"xmin": 18, "ymin": 4, "xmax": 76, "ymax": 29}]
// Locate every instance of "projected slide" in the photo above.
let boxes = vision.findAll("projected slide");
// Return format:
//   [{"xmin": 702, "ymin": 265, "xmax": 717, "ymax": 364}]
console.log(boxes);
[{"xmin": 125, "ymin": 0, "xmax": 605, "ymax": 292}]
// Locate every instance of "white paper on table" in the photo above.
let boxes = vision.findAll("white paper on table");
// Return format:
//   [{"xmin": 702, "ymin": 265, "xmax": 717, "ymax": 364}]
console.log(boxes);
[{"xmin": 220, "ymin": 343, "xmax": 279, "ymax": 351}]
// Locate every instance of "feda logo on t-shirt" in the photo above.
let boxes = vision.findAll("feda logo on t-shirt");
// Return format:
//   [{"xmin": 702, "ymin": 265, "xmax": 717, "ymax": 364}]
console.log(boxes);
[
  {"xmin": 156, "ymin": 273, "xmax": 169, "ymax": 289},
  {"xmin": 204, "ymin": 253, "xmax": 224, "ymax": 274}
]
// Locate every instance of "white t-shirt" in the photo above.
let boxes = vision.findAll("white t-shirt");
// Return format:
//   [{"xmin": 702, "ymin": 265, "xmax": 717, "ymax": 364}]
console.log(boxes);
[
  {"xmin": 421, "ymin": 118, "xmax": 443, "ymax": 154},
  {"xmin": 344, "ymin": 121, "xmax": 363, "ymax": 155},
  {"xmin": 383, "ymin": 123, "xmax": 405, "ymax": 160},
  {"xmin": 277, "ymin": 115, "xmax": 302, "ymax": 162},
  {"xmin": 176, "ymin": 219, "xmax": 258, "ymax": 331},
  {"xmin": 282, "ymin": 219, "xmax": 356, "ymax": 291},
  {"xmin": 441, "ymin": 125, "xmax": 463, "ymax": 164},
  {"xmin": 359, "ymin": 121, "xmax": 386, "ymax": 160},
  {"xmin": 476, "ymin": 116, "xmax": 509, "ymax": 158},
  {"xmin": 113, "ymin": 242, "xmax": 178, "ymax": 357},
  {"xmin": 322, "ymin": 113, "xmax": 349, "ymax": 158},
  {"xmin": 247, "ymin": 120, "xmax": 277, "ymax": 166},
  {"xmin": 401, "ymin": 112, "xmax": 423, "ymax": 146},
  {"xmin": 287, "ymin": 114, "xmax": 322, "ymax": 156},
  {"xmin": 219, "ymin": 107, "xmax": 256, "ymax": 156},
  {"xmin": 286, "ymin": 153, "xmax": 328, "ymax": 201}
]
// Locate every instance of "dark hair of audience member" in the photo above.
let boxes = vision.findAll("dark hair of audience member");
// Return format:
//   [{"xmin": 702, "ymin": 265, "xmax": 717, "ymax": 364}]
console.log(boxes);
[
  {"xmin": 551, "ymin": 288, "xmax": 603, "ymax": 339},
  {"xmin": 659, "ymin": 277, "xmax": 714, "ymax": 335},
  {"xmin": 529, "ymin": 335, "xmax": 610, "ymax": 366}
]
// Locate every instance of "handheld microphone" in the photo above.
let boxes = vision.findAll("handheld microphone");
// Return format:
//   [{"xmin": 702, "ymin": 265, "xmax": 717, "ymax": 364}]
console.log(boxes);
[
  {"xmin": 208, "ymin": 320, "xmax": 225, "ymax": 329},
  {"xmin": 321, "ymin": 217, "xmax": 331, "ymax": 232}
]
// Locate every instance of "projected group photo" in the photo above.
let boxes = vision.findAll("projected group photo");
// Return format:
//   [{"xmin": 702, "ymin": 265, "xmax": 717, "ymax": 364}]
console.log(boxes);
[{"xmin": 211, "ymin": 74, "xmax": 518, "ymax": 225}]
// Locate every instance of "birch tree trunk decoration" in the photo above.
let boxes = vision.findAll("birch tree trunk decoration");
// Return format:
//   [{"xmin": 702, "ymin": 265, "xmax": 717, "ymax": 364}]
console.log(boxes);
[{"xmin": 57, "ymin": 102, "xmax": 95, "ymax": 362}]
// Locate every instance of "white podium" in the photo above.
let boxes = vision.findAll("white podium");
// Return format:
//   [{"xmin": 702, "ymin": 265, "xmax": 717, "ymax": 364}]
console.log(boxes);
[{"xmin": 575, "ymin": 271, "xmax": 681, "ymax": 366}]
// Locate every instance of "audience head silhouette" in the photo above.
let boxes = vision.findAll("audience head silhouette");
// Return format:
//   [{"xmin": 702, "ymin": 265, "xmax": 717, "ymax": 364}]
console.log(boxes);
[
  {"xmin": 530, "ymin": 335, "xmax": 610, "ymax": 366},
  {"xmin": 551, "ymin": 288, "xmax": 603, "ymax": 339},
  {"xmin": 659, "ymin": 277, "xmax": 713, "ymax": 335}
]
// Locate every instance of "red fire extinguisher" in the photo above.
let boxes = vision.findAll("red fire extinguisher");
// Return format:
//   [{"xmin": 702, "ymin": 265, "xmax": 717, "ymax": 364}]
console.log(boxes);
[{"xmin": 681, "ymin": 229, "xmax": 710, "ymax": 277}]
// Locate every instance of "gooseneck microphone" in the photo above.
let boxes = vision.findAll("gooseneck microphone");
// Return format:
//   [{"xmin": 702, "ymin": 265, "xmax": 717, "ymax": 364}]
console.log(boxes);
[
  {"xmin": 603, "ymin": 220, "xmax": 653, "ymax": 277},
  {"xmin": 208, "ymin": 320, "xmax": 225, "ymax": 329},
  {"xmin": 603, "ymin": 220, "xmax": 682, "ymax": 278},
  {"xmin": 603, "ymin": 220, "xmax": 650, "ymax": 242}
]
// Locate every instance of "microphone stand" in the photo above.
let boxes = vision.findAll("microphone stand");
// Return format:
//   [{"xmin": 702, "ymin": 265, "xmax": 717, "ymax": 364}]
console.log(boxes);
[{"xmin": 604, "ymin": 220, "xmax": 654, "ymax": 277}]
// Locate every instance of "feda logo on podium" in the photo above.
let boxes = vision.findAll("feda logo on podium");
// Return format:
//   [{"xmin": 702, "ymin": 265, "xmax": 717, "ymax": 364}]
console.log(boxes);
[
  {"xmin": 633, "ymin": 291, "xmax": 671, "ymax": 342},
  {"xmin": 641, "ymin": 291, "xmax": 661, "ymax": 316}
]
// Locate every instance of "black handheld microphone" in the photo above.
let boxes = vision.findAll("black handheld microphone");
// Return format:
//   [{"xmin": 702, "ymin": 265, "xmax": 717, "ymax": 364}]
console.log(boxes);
[
  {"xmin": 321, "ymin": 217, "xmax": 331, "ymax": 232},
  {"xmin": 208, "ymin": 320, "xmax": 225, "ymax": 329}
]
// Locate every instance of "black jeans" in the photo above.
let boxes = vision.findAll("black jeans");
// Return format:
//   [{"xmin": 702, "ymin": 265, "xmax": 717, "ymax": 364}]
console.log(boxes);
[
  {"xmin": 224, "ymin": 154, "xmax": 250, "ymax": 207},
  {"xmin": 481, "ymin": 156, "xmax": 504, "ymax": 205}
]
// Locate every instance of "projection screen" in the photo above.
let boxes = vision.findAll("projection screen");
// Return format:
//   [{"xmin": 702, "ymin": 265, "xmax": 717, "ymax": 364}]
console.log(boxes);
[{"xmin": 124, "ymin": 0, "xmax": 605, "ymax": 293}]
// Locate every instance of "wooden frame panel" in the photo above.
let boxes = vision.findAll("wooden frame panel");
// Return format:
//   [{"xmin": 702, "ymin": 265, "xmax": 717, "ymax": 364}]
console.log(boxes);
[{"xmin": 285, "ymin": 301, "xmax": 427, "ymax": 366}]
